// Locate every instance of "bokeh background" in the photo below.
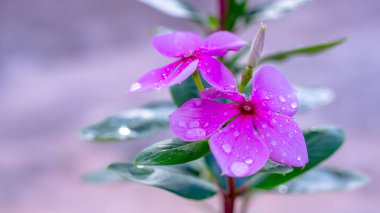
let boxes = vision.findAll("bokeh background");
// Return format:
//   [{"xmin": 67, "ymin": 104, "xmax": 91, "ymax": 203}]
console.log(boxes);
[{"xmin": 1, "ymin": 0, "xmax": 379, "ymax": 212}]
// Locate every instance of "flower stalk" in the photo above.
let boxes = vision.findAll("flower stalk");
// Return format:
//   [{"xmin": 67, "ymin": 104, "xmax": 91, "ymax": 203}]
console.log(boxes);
[
  {"xmin": 192, "ymin": 70, "xmax": 205, "ymax": 91},
  {"xmin": 238, "ymin": 23, "xmax": 267, "ymax": 93}
]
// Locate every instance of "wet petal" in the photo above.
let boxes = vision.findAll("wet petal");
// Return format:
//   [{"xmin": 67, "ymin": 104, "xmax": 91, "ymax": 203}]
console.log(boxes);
[
  {"xmin": 209, "ymin": 115, "xmax": 269, "ymax": 177},
  {"xmin": 251, "ymin": 65, "xmax": 299, "ymax": 116},
  {"xmin": 253, "ymin": 111, "xmax": 308, "ymax": 167},
  {"xmin": 165, "ymin": 59, "xmax": 199, "ymax": 87},
  {"xmin": 128, "ymin": 60, "xmax": 182, "ymax": 93},
  {"xmin": 152, "ymin": 32, "xmax": 204, "ymax": 57},
  {"xmin": 200, "ymin": 87, "xmax": 246, "ymax": 104},
  {"xmin": 169, "ymin": 99, "xmax": 240, "ymax": 141},
  {"xmin": 198, "ymin": 56, "xmax": 237, "ymax": 91},
  {"xmin": 205, "ymin": 31, "xmax": 247, "ymax": 56}
]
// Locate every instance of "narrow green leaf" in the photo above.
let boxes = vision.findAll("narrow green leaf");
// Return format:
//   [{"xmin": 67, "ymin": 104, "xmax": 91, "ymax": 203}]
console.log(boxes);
[
  {"xmin": 260, "ymin": 160, "xmax": 294, "ymax": 174},
  {"xmin": 80, "ymin": 102, "xmax": 176, "ymax": 142},
  {"xmin": 83, "ymin": 169, "xmax": 124, "ymax": 183},
  {"xmin": 253, "ymin": 126, "xmax": 345, "ymax": 190},
  {"xmin": 108, "ymin": 162, "xmax": 218, "ymax": 200},
  {"xmin": 260, "ymin": 38, "xmax": 346, "ymax": 63},
  {"xmin": 275, "ymin": 167, "xmax": 369, "ymax": 194},
  {"xmin": 134, "ymin": 138, "xmax": 210, "ymax": 166},
  {"xmin": 247, "ymin": 0, "xmax": 312, "ymax": 22},
  {"xmin": 138, "ymin": 0, "xmax": 202, "ymax": 21},
  {"xmin": 296, "ymin": 86, "xmax": 335, "ymax": 113}
]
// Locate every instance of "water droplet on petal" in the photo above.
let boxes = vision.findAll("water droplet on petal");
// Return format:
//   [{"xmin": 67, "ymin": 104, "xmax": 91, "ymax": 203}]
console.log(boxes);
[
  {"xmin": 223, "ymin": 112, "xmax": 228, "ymax": 116},
  {"xmin": 296, "ymin": 154, "xmax": 302, "ymax": 161},
  {"xmin": 261, "ymin": 123, "xmax": 268, "ymax": 128},
  {"xmin": 195, "ymin": 99, "xmax": 202, "ymax": 106},
  {"xmin": 185, "ymin": 128, "xmax": 206, "ymax": 139},
  {"xmin": 230, "ymin": 162, "xmax": 249, "ymax": 176},
  {"xmin": 130, "ymin": 82, "xmax": 142, "ymax": 91},
  {"xmin": 189, "ymin": 121, "xmax": 200, "ymax": 128},
  {"xmin": 245, "ymin": 159, "xmax": 253, "ymax": 164},
  {"xmin": 233, "ymin": 130, "xmax": 240, "ymax": 137},
  {"xmin": 204, "ymin": 122, "xmax": 209, "ymax": 127},
  {"xmin": 222, "ymin": 144, "xmax": 232, "ymax": 153},
  {"xmin": 178, "ymin": 121, "xmax": 187, "ymax": 128},
  {"xmin": 290, "ymin": 101, "xmax": 298, "ymax": 109},
  {"xmin": 279, "ymin": 96, "xmax": 286, "ymax": 102},
  {"xmin": 271, "ymin": 118, "xmax": 277, "ymax": 124},
  {"xmin": 270, "ymin": 140, "xmax": 277, "ymax": 146}
]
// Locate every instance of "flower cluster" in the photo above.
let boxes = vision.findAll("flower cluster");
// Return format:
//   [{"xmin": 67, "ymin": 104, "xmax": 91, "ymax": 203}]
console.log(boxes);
[{"xmin": 130, "ymin": 31, "xmax": 308, "ymax": 177}]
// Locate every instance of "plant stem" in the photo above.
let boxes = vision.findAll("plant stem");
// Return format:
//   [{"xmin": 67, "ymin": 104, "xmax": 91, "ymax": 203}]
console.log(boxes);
[
  {"xmin": 224, "ymin": 176, "xmax": 236, "ymax": 213},
  {"xmin": 238, "ymin": 66, "xmax": 253, "ymax": 93},
  {"xmin": 219, "ymin": 0, "xmax": 227, "ymax": 30},
  {"xmin": 192, "ymin": 70, "xmax": 205, "ymax": 91}
]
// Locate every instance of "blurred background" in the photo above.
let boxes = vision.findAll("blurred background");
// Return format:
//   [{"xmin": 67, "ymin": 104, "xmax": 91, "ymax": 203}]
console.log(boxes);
[{"xmin": 1, "ymin": 0, "xmax": 379, "ymax": 212}]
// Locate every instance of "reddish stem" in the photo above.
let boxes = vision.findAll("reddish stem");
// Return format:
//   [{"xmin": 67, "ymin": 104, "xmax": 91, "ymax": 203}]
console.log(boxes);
[
  {"xmin": 224, "ymin": 176, "xmax": 236, "ymax": 213},
  {"xmin": 219, "ymin": 0, "xmax": 227, "ymax": 30}
]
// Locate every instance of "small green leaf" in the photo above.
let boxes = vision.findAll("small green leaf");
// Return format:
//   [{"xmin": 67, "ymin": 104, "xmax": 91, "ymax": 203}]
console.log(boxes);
[
  {"xmin": 108, "ymin": 162, "xmax": 218, "ymax": 200},
  {"xmin": 261, "ymin": 160, "xmax": 294, "ymax": 174},
  {"xmin": 83, "ymin": 169, "xmax": 124, "ymax": 183},
  {"xmin": 247, "ymin": 0, "xmax": 312, "ymax": 22},
  {"xmin": 134, "ymin": 138, "xmax": 210, "ymax": 166},
  {"xmin": 80, "ymin": 102, "xmax": 176, "ymax": 142},
  {"xmin": 138, "ymin": 0, "xmax": 202, "ymax": 21},
  {"xmin": 253, "ymin": 126, "xmax": 345, "ymax": 190},
  {"xmin": 275, "ymin": 167, "xmax": 369, "ymax": 194},
  {"xmin": 296, "ymin": 86, "xmax": 335, "ymax": 113},
  {"xmin": 260, "ymin": 38, "xmax": 346, "ymax": 63},
  {"xmin": 170, "ymin": 76, "xmax": 211, "ymax": 107}
]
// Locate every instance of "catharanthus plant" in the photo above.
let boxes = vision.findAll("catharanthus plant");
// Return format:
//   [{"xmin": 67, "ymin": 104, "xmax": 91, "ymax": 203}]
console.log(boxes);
[
  {"xmin": 81, "ymin": 1, "xmax": 367, "ymax": 213},
  {"xmin": 129, "ymin": 31, "xmax": 246, "ymax": 93},
  {"xmin": 169, "ymin": 65, "xmax": 308, "ymax": 177}
]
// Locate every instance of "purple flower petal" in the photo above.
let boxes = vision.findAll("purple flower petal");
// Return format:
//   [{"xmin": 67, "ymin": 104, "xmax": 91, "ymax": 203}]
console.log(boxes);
[
  {"xmin": 200, "ymin": 88, "xmax": 246, "ymax": 104},
  {"xmin": 169, "ymin": 99, "xmax": 240, "ymax": 141},
  {"xmin": 251, "ymin": 65, "xmax": 299, "ymax": 116},
  {"xmin": 152, "ymin": 32, "xmax": 204, "ymax": 58},
  {"xmin": 164, "ymin": 59, "xmax": 199, "ymax": 87},
  {"xmin": 198, "ymin": 56, "xmax": 237, "ymax": 91},
  {"xmin": 253, "ymin": 111, "xmax": 308, "ymax": 167},
  {"xmin": 209, "ymin": 115, "xmax": 269, "ymax": 177},
  {"xmin": 205, "ymin": 31, "xmax": 247, "ymax": 56},
  {"xmin": 128, "ymin": 60, "xmax": 182, "ymax": 93}
]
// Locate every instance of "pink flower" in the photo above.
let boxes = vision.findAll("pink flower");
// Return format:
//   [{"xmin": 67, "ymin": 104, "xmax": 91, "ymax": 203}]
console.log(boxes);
[
  {"xmin": 169, "ymin": 65, "xmax": 308, "ymax": 177},
  {"xmin": 129, "ymin": 31, "xmax": 246, "ymax": 93}
]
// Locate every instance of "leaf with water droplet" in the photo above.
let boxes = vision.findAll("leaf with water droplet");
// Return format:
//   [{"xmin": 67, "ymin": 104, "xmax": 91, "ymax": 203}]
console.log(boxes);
[
  {"xmin": 252, "ymin": 126, "xmax": 345, "ymax": 190},
  {"xmin": 108, "ymin": 162, "xmax": 218, "ymax": 200},
  {"xmin": 275, "ymin": 167, "xmax": 369, "ymax": 194},
  {"xmin": 138, "ymin": 0, "xmax": 204, "ymax": 22},
  {"xmin": 260, "ymin": 160, "xmax": 294, "ymax": 174},
  {"xmin": 80, "ymin": 102, "xmax": 176, "ymax": 142},
  {"xmin": 134, "ymin": 138, "xmax": 210, "ymax": 166}
]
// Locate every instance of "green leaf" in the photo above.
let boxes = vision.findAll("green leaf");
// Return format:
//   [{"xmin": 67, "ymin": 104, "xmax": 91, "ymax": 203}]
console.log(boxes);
[
  {"xmin": 247, "ymin": 0, "xmax": 312, "ymax": 22},
  {"xmin": 226, "ymin": 0, "xmax": 248, "ymax": 31},
  {"xmin": 134, "ymin": 138, "xmax": 210, "ymax": 166},
  {"xmin": 260, "ymin": 160, "xmax": 294, "ymax": 174},
  {"xmin": 260, "ymin": 38, "xmax": 346, "ymax": 63},
  {"xmin": 108, "ymin": 162, "xmax": 218, "ymax": 200},
  {"xmin": 253, "ymin": 126, "xmax": 345, "ymax": 190},
  {"xmin": 83, "ymin": 169, "xmax": 124, "ymax": 183},
  {"xmin": 170, "ymin": 76, "xmax": 206, "ymax": 107},
  {"xmin": 275, "ymin": 167, "xmax": 369, "ymax": 194},
  {"xmin": 80, "ymin": 102, "xmax": 176, "ymax": 142},
  {"xmin": 296, "ymin": 86, "xmax": 335, "ymax": 113},
  {"xmin": 138, "ymin": 0, "xmax": 202, "ymax": 21}
]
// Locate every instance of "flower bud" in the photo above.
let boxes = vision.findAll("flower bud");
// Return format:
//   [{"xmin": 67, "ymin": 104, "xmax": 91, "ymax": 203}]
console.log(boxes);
[{"xmin": 247, "ymin": 23, "xmax": 267, "ymax": 68}]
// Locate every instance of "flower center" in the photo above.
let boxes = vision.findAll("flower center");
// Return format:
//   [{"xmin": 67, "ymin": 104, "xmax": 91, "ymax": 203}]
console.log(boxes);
[{"xmin": 240, "ymin": 102, "xmax": 255, "ymax": 114}]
